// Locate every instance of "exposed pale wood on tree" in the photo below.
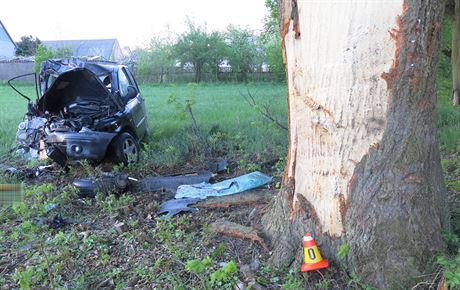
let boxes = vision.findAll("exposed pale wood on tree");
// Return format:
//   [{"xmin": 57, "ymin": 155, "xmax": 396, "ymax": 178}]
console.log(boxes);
[
  {"xmin": 194, "ymin": 191, "xmax": 273, "ymax": 208},
  {"xmin": 211, "ymin": 221, "xmax": 269, "ymax": 250},
  {"xmin": 283, "ymin": 0, "xmax": 402, "ymax": 236},
  {"xmin": 263, "ymin": 0, "xmax": 448, "ymax": 288}
]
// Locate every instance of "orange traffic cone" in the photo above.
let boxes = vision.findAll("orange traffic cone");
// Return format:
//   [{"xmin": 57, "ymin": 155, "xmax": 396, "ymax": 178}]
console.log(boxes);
[{"xmin": 301, "ymin": 234, "xmax": 329, "ymax": 272}]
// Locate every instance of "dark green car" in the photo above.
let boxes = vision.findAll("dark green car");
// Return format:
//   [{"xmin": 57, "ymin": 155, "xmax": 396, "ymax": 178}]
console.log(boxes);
[{"xmin": 14, "ymin": 58, "xmax": 149, "ymax": 167}]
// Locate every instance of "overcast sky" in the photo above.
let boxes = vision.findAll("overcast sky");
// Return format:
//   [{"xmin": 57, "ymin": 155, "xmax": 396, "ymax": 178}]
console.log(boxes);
[{"xmin": 1, "ymin": 0, "xmax": 267, "ymax": 49}]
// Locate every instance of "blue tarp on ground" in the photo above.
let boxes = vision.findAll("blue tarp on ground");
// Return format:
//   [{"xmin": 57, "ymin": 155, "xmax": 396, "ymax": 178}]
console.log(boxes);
[{"xmin": 175, "ymin": 171, "xmax": 272, "ymax": 200}]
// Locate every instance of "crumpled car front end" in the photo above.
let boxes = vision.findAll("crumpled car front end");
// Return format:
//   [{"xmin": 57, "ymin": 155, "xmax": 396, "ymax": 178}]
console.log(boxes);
[{"xmin": 14, "ymin": 59, "xmax": 139, "ymax": 166}]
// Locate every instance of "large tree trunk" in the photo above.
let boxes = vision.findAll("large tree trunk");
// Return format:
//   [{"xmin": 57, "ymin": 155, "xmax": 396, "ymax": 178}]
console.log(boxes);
[
  {"xmin": 262, "ymin": 1, "xmax": 449, "ymax": 288},
  {"xmin": 453, "ymin": 0, "xmax": 460, "ymax": 105}
]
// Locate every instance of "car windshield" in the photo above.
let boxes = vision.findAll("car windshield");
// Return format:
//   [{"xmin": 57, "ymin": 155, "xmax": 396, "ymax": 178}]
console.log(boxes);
[{"xmin": 100, "ymin": 74, "xmax": 112, "ymax": 91}]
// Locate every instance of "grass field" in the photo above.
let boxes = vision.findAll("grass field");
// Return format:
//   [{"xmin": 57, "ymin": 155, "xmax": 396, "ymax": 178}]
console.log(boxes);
[{"xmin": 0, "ymin": 82, "xmax": 288, "ymax": 168}]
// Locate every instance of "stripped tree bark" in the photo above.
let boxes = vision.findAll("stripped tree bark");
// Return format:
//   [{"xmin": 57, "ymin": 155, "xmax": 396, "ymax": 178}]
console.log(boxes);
[{"xmin": 262, "ymin": 1, "xmax": 449, "ymax": 288}]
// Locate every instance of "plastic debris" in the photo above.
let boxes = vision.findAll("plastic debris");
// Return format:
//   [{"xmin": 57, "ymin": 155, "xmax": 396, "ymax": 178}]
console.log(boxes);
[
  {"xmin": 208, "ymin": 159, "xmax": 228, "ymax": 173},
  {"xmin": 45, "ymin": 203, "xmax": 57, "ymax": 211},
  {"xmin": 73, "ymin": 173, "xmax": 133, "ymax": 197},
  {"xmin": 73, "ymin": 171, "xmax": 213, "ymax": 197},
  {"xmin": 158, "ymin": 198, "xmax": 202, "ymax": 217},
  {"xmin": 175, "ymin": 171, "xmax": 272, "ymax": 199},
  {"xmin": 138, "ymin": 171, "xmax": 213, "ymax": 192}
]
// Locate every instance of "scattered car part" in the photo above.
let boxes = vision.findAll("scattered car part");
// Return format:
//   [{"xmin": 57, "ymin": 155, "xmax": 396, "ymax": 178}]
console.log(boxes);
[
  {"xmin": 208, "ymin": 159, "xmax": 228, "ymax": 173},
  {"xmin": 158, "ymin": 198, "xmax": 202, "ymax": 218},
  {"xmin": 137, "ymin": 171, "xmax": 214, "ymax": 192},
  {"xmin": 10, "ymin": 58, "xmax": 149, "ymax": 166},
  {"xmin": 73, "ymin": 173, "xmax": 132, "ymax": 198},
  {"xmin": 73, "ymin": 171, "xmax": 213, "ymax": 197},
  {"xmin": 175, "ymin": 171, "xmax": 272, "ymax": 199}
]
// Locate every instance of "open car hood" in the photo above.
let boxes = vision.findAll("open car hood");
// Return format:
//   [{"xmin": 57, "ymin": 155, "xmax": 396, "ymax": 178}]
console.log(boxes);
[
  {"xmin": 40, "ymin": 58, "xmax": 115, "ymax": 79},
  {"xmin": 37, "ymin": 68, "xmax": 116, "ymax": 113}
]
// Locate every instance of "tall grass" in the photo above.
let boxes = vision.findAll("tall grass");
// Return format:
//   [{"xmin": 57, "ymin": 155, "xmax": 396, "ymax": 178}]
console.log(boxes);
[
  {"xmin": 438, "ymin": 16, "xmax": 460, "ymax": 153},
  {"xmin": 0, "ymin": 82, "xmax": 288, "ymax": 165},
  {"xmin": 0, "ymin": 84, "xmax": 36, "ymax": 155}
]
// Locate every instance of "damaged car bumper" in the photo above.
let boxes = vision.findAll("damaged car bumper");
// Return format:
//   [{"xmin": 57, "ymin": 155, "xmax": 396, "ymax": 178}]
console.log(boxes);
[{"xmin": 46, "ymin": 130, "xmax": 116, "ymax": 166}]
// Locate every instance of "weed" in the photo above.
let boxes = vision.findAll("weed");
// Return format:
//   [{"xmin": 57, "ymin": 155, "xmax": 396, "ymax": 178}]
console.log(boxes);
[
  {"xmin": 282, "ymin": 269, "xmax": 304, "ymax": 289},
  {"xmin": 338, "ymin": 242, "xmax": 350, "ymax": 259},
  {"xmin": 186, "ymin": 257, "xmax": 212, "ymax": 274},
  {"xmin": 437, "ymin": 252, "xmax": 460, "ymax": 288},
  {"xmin": 209, "ymin": 260, "xmax": 238, "ymax": 289},
  {"xmin": 347, "ymin": 271, "xmax": 374, "ymax": 290},
  {"xmin": 13, "ymin": 266, "xmax": 34, "ymax": 290},
  {"xmin": 315, "ymin": 278, "xmax": 330, "ymax": 289},
  {"xmin": 211, "ymin": 242, "xmax": 226, "ymax": 258},
  {"xmin": 96, "ymin": 193, "xmax": 134, "ymax": 214}
]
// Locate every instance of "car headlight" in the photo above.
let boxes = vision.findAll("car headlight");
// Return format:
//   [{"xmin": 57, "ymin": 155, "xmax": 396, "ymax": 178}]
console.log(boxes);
[{"xmin": 71, "ymin": 145, "xmax": 83, "ymax": 153}]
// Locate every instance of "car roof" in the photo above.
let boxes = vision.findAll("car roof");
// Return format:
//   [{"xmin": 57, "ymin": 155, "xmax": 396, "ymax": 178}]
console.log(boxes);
[{"xmin": 40, "ymin": 58, "xmax": 124, "ymax": 77}]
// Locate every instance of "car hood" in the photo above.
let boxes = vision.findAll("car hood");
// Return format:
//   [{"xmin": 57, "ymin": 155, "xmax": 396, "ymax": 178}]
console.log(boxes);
[{"xmin": 37, "ymin": 67, "xmax": 120, "ymax": 114}]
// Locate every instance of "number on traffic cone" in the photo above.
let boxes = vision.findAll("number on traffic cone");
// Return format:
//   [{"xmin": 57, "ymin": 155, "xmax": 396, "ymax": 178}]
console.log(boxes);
[{"xmin": 301, "ymin": 234, "xmax": 329, "ymax": 272}]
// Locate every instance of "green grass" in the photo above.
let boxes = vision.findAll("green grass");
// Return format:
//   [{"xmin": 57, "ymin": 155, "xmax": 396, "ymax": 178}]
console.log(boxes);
[
  {"xmin": 438, "ymin": 16, "xmax": 460, "ymax": 153},
  {"xmin": 0, "ymin": 82, "xmax": 288, "ymax": 166},
  {"xmin": 0, "ymin": 84, "xmax": 37, "ymax": 154}
]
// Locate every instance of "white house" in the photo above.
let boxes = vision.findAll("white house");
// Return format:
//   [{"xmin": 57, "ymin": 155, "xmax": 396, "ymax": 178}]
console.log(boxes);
[{"xmin": 0, "ymin": 20, "xmax": 16, "ymax": 57}]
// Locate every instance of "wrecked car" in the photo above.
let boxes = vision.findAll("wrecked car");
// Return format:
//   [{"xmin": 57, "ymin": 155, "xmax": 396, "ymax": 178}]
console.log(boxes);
[{"xmin": 11, "ymin": 58, "xmax": 149, "ymax": 166}]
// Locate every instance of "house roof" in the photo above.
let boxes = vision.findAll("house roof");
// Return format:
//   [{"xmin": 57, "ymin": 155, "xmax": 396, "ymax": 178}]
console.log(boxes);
[
  {"xmin": 42, "ymin": 39, "xmax": 120, "ymax": 60},
  {"xmin": 0, "ymin": 20, "xmax": 17, "ymax": 48}
]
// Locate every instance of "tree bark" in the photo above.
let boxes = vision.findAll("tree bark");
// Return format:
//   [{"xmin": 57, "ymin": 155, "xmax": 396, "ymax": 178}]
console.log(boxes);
[
  {"xmin": 194, "ymin": 62, "xmax": 203, "ymax": 83},
  {"xmin": 453, "ymin": 0, "xmax": 460, "ymax": 105},
  {"xmin": 262, "ymin": 1, "xmax": 449, "ymax": 288}
]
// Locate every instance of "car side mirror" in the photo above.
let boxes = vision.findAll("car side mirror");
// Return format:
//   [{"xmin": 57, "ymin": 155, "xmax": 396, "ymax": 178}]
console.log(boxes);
[{"xmin": 126, "ymin": 85, "xmax": 137, "ymax": 100}]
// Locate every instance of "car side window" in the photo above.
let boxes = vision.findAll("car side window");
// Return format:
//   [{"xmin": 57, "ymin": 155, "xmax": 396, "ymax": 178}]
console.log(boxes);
[{"xmin": 118, "ymin": 68, "xmax": 131, "ymax": 97}]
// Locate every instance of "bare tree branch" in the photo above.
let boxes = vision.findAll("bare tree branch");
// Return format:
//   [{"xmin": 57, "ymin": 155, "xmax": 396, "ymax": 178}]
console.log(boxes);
[{"xmin": 240, "ymin": 88, "xmax": 288, "ymax": 131}]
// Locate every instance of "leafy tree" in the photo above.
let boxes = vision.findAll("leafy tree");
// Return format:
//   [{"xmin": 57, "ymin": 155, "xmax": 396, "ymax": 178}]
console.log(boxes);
[
  {"xmin": 263, "ymin": 34, "xmax": 285, "ymax": 81},
  {"xmin": 33, "ymin": 45, "xmax": 72, "ymax": 72},
  {"xmin": 53, "ymin": 47, "xmax": 73, "ymax": 58},
  {"xmin": 263, "ymin": 0, "xmax": 280, "ymax": 38},
  {"xmin": 15, "ymin": 35, "xmax": 41, "ymax": 56},
  {"xmin": 33, "ymin": 44, "xmax": 53, "ymax": 72},
  {"xmin": 173, "ymin": 19, "xmax": 226, "ymax": 83},
  {"xmin": 137, "ymin": 36, "xmax": 175, "ymax": 83},
  {"xmin": 225, "ymin": 25, "xmax": 261, "ymax": 82},
  {"xmin": 206, "ymin": 31, "xmax": 228, "ymax": 81},
  {"xmin": 261, "ymin": 0, "xmax": 285, "ymax": 81}
]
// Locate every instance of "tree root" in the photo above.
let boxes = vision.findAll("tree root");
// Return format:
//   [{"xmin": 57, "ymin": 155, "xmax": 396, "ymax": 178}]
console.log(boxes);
[{"xmin": 211, "ymin": 220, "xmax": 269, "ymax": 251}]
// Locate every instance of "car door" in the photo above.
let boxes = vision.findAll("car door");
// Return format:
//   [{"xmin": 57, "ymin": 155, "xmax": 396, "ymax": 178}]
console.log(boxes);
[{"xmin": 118, "ymin": 67, "xmax": 147, "ymax": 139}]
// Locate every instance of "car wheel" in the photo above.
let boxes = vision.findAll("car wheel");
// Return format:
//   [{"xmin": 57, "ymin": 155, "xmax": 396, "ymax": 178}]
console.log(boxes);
[{"xmin": 110, "ymin": 132, "xmax": 140, "ymax": 164}]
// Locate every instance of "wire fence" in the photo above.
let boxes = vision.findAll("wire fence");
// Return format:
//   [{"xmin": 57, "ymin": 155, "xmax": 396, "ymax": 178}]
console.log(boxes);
[{"xmin": 133, "ymin": 70, "xmax": 280, "ymax": 84}]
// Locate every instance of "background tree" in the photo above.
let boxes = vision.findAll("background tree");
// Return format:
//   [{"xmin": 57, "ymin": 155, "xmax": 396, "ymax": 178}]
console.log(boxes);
[
  {"xmin": 33, "ymin": 44, "xmax": 53, "ymax": 72},
  {"xmin": 263, "ymin": 34, "xmax": 285, "ymax": 81},
  {"xmin": 174, "ymin": 19, "xmax": 226, "ymax": 83},
  {"xmin": 53, "ymin": 46, "xmax": 72, "ymax": 58},
  {"xmin": 15, "ymin": 35, "xmax": 41, "ymax": 56},
  {"xmin": 137, "ymin": 36, "xmax": 175, "ymax": 83},
  {"xmin": 262, "ymin": 0, "xmax": 280, "ymax": 37},
  {"xmin": 448, "ymin": 0, "xmax": 460, "ymax": 105},
  {"xmin": 225, "ymin": 25, "xmax": 261, "ymax": 82},
  {"xmin": 262, "ymin": 1, "xmax": 448, "ymax": 288},
  {"xmin": 261, "ymin": 0, "xmax": 285, "ymax": 81},
  {"xmin": 206, "ymin": 31, "xmax": 228, "ymax": 81}
]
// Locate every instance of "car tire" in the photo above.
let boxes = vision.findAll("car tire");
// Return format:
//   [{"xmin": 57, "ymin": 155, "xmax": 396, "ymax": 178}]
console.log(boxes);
[{"xmin": 110, "ymin": 132, "xmax": 140, "ymax": 165}]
